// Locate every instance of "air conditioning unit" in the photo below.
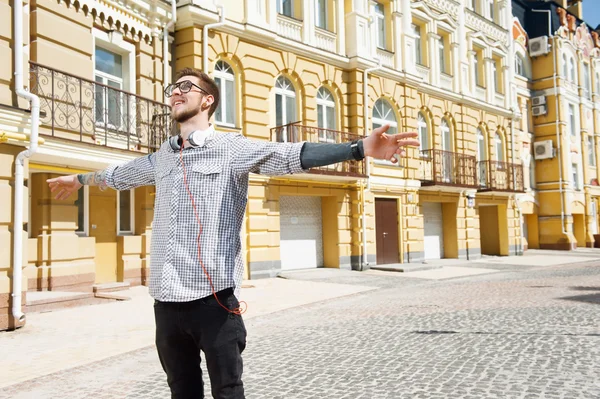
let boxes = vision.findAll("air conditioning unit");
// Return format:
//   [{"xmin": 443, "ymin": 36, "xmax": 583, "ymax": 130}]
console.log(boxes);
[
  {"xmin": 534, "ymin": 140, "xmax": 554, "ymax": 160},
  {"xmin": 529, "ymin": 36, "xmax": 550, "ymax": 57},
  {"xmin": 532, "ymin": 95, "xmax": 546, "ymax": 106},
  {"xmin": 532, "ymin": 105, "xmax": 547, "ymax": 116}
]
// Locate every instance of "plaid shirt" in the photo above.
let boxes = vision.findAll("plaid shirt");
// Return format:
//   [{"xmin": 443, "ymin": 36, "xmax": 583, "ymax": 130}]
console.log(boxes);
[{"xmin": 105, "ymin": 126, "xmax": 306, "ymax": 301}]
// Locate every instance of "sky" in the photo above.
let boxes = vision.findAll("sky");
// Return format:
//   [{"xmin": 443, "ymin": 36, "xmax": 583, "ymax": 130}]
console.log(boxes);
[{"xmin": 584, "ymin": 2, "xmax": 600, "ymax": 28}]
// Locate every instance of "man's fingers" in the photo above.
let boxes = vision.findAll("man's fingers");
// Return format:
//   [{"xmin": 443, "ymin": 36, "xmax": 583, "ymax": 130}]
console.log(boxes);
[
  {"xmin": 49, "ymin": 184, "xmax": 61, "ymax": 193},
  {"xmin": 395, "ymin": 132, "xmax": 418, "ymax": 141},
  {"xmin": 373, "ymin": 124, "xmax": 390, "ymax": 136},
  {"xmin": 390, "ymin": 156, "xmax": 398, "ymax": 164},
  {"xmin": 397, "ymin": 139, "xmax": 421, "ymax": 147}
]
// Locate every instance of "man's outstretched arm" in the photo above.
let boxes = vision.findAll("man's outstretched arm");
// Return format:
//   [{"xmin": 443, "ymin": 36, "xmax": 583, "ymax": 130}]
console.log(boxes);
[{"xmin": 47, "ymin": 153, "xmax": 157, "ymax": 200}]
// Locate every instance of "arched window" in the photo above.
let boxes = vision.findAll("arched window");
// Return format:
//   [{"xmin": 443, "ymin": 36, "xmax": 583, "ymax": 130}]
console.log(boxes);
[
  {"xmin": 316, "ymin": 87, "xmax": 336, "ymax": 142},
  {"xmin": 372, "ymin": 99, "xmax": 397, "ymax": 134},
  {"xmin": 214, "ymin": 61, "xmax": 235, "ymax": 126},
  {"xmin": 275, "ymin": 76, "xmax": 296, "ymax": 127},
  {"xmin": 562, "ymin": 53, "xmax": 568, "ymax": 78},
  {"xmin": 569, "ymin": 57, "xmax": 576, "ymax": 83},
  {"xmin": 476, "ymin": 128, "xmax": 487, "ymax": 161},
  {"xmin": 417, "ymin": 112, "xmax": 429, "ymax": 151},
  {"xmin": 440, "ymin": 119, "xmax": 452, "ymax": 151},
  {"xmin": 495, "ymin": 132, "xmax": 504, "ymax": 162}
]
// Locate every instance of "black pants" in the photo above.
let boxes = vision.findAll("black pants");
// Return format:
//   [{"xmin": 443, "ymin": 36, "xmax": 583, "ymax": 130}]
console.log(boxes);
[{"xmin": 154, "ymin": 289, "xmax": 247, "ymax": 399}]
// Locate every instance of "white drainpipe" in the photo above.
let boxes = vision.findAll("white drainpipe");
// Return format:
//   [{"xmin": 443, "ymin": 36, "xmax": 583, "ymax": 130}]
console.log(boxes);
[
  {"xmin": 361, "ymin": 59, "xmax": 382, "ymax": 269},
  {"xmin": 202, "ymin": 4, "xmax": 225, "ymax": 73},
  {"xmin": 13, "ymin": 0, "xmax": 40, "ymax": 323},
  {"xmin": 163, "ymin": 0, "xmax": 177, "ymax": 98}
]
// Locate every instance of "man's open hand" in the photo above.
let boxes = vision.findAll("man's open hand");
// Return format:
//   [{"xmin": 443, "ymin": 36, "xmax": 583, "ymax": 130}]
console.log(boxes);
[
  {"xmin": 46, "ymin": 175, "xmax": 82, "ymax": 200},
  {"xmin": 362, "ymin": 124, "xmax": 420, "ymax": 163}
]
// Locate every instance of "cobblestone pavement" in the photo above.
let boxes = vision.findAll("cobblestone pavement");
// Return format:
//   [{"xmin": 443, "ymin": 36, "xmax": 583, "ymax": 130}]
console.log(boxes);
[{"xmin": 2, "ymin": 258, "xmax": 600, "ymax": 399}]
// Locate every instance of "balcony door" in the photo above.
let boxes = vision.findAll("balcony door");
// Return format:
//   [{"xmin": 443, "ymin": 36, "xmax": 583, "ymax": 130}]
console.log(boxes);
[
  {"xmin": 316, "ymin": 87, "xmax": 336, "ymax": 143},
  {"xmin": 476, "ymin": 128, "xmax": 487, "ymax": 187},
  {"xmin": 440, "ymin": 120, "xmax": 452, "ymax": 183},
  {"xmin": 275, "ymin": 76, "xmax": 297, "ymax": 142},
  {"xmin": 95, "ymin": 47, "xmax": 125, "ymax": 132}
]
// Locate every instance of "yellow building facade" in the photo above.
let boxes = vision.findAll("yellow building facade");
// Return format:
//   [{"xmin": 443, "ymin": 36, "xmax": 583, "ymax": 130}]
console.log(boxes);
[
  {"xmin": 512, "ymin": 0, "xmax": 600, "ymax": 250},
  {"xmin": 2, "ymin": 0, "xmax": 532, "ymax": 330}
]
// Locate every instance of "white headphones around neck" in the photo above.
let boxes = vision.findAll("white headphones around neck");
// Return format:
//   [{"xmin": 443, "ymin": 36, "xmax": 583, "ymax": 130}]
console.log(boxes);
[{"xmin": 168, "ymin": 130, "xmax": 207, "ymax": 151}]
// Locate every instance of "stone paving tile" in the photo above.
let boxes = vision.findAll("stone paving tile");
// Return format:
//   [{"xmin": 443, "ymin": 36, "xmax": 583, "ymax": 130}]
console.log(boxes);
[{"xmin": 2, "ymin": 261, "xmax": 599, "ymax": 399}]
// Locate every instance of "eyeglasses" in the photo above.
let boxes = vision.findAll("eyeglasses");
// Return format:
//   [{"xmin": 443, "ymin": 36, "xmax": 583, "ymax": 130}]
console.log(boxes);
[{"xmin": 164, "ymin": 80, "xmax": 209, "ymax": 98}]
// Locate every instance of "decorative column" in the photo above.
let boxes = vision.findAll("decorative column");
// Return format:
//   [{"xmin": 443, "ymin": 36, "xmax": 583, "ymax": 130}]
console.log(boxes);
[
  {"xmin": 428, "ymin": 30, "xmax": 440, "ymax": 86},
  {"xmin": 468, "ymin": 49, "xmax": 476, "ymax": 94},
  {"xmin": 336, "ymin": 0, "xmax": 346, "ymax": 54},
  {"xmin": 400, "ymin": 0, "xmax": 415, "ymax": 73},
  {"xmin": 457, "ymin": 0, "xmax": 469, "ymax": 94},
  {"xmin": 451, "ymin": 42, "xmax": 460, "ymax": 92},
  {"xmin": 484, "ymin": 56, "xmax": 495, "ymax": 103},
  {"xmin": 391, "ymin": 2, "xmax": 403, "ymax": 71},
  {"xmin": 303, "ymin": 0, "xmax": 316, "ymax": 46}
]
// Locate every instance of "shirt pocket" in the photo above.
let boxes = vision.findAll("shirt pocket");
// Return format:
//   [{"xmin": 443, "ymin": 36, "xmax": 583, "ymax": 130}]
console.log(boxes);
[{"xmin": 190, "ymin": 162, "xmax": 223, "ymax": 197}]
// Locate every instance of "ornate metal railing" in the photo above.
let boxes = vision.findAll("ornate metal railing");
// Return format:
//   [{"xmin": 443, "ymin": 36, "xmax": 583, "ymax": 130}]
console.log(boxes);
[
  {"xmin": 270, "ymin": 122, "xmax": 367, "ymax": 178},
  {"xmin": 29, "ymin": 62, "xmax": 172, "ymax": 153},
  {"xmin": 420, "ymin": 149, "xmax": 477, "ymax": 187},
  {"xmin": 477, "ymin": 160, "xmax": 525, "ymax": 192}
]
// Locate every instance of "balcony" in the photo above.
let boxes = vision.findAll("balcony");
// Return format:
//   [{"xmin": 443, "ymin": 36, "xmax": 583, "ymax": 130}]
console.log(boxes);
[
  {"xmin": 420, "ymin": 149, "xmax": 477, "ymax": 188},
  {"xmin": 477, "ymin": 161, "xmax": 525, "ymax": 192},
  {"xmin": 376, "ymin": 48, "xmax": 395, "ymax": 69},
  {"xmin": 416, "ymin": 64, "xmax": 430, "ymax": 82},
  {"xmin": 315, "ymin": 27, "xmax": 336, "ymax": 53},
  {"xmin": 440, "ymin": 73, "xmax": 453, "ymax": 91},
  {"xmin": 29, "ymin": 62, "xmax": 171, "ymax": 153},
  {"xmin": 276, "ymin": 14, "xmax": 303, "ymax": 41},
  {"xmin": 270, "ymin": 122, "xmax": 366, "ymax": 178}
]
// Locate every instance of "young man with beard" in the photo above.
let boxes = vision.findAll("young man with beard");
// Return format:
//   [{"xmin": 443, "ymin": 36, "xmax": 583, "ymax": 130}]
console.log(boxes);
[{"xmin": 47, "ymin": 68, "xmax": 419, "ymax": 399}]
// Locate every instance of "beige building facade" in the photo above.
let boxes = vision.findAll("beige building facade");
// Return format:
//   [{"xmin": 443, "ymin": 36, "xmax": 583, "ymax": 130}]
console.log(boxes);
[{"xmin": 2, "ymin": 0, "xmax": 531, "ymax": 331}]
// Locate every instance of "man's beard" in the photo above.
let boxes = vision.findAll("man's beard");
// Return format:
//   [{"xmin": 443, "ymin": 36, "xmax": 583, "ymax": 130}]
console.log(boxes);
[{"xmin": 171, "ymin": 105, "xmax": 199, "ymax": 123}]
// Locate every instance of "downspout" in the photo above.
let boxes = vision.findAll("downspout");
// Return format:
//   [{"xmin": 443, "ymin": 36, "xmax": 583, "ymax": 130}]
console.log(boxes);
[
  {"xmin": 13, "ymin": 0, "xmax": 40, "ymax": 323},
  {"xmin": 202, "ymin": 4, "xmax": 225, "ymax": 74},
  {"xmin": 361, "ymin": 60, "xmax": 382, "ymax": 270},
  {"xmin": 532, "ymin": 9, "xmax": 567, "ymax": 235},
  {"xmin": 163, "ymin": 0, "xmax": 177, "ymax": 98}
]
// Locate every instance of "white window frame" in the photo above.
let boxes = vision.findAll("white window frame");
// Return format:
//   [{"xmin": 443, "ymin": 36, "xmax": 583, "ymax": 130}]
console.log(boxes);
[
  {"xmin": 277, "ymin": 0, "xmax": 293, "ymax": 17},
  {"xmin": 214, "ymin": 60, "xmax": 236, "ymax": 127},
  {"xmin": 440, "ymin": 119, "xmax": 451, "ymax": 151},
  {"xmin": 477, "ymin": 128, "xmax": 486, "ymax": 161},
  {"xmin": 92, "ymin": 30, "xmax": 135, "ymax": 134},
  {"xmin": 374, "ymin": 2, "xmax": 386, "ymax": 49},
  {"xmin": 417, "ymin": 112, "xmax": 429, "ymax": 151},
  {"xmin": 438, "ymin": 37, "xmax": 446, "ymax": 75},
  {"xmin": 275, "ymin": 76, "xmax": 297, "ymax": 141},
  {"xmin": 471, "ymin": 0, "xmax": 477, "ymax": 12},
  {"xmin": 588, "ymin": 136, "xmax": 596, "ymax": 166},
  {"xmin": 315, "ymin": 0, "xmax": 328, "ymax": 30},
  {"xmin": 316, "ymin": 87, "xmax": 336, "ymax": 143},
  {"xmin": 474, "ymin": 51, "xmax": 480, "ymax": 86},
  {"xmin": 515, "ymin": 55, "xmax": 524, "ymax": 77},
  {"xmin": 596, "ymin": 72, "xmax": 600, "ymax": 95},
  {"xmin": 412, "ymin": 24, "xmax": 423, "ymax": 66},
  {"xmin": 562, "ymin": 53, "xmax": 568, "ymax": 78},
  {"xmin": 568, "ymin": 103, "xmax": 577, "ymax": 137},
  {"xmin": 569, "ymin": 57, "xmax": 576, "ymax": 83},
  {"xmin": 495, "ymin": 133, "xmax": 504, "ymax": 162},
  {"xmin": 488, "ymin": 0, "xmax": 495, "ymax": 21},
  {"xmin": 583, "ymin": 62, "xmax": 591, "ymax": 99},
  {"xmin": 75, "ymin": 185, "xmax": 90, "ymax": 237},
  {"xmin": 117, "ymin": 189, "xmax": 135, "ymax": 235},
  {"xmin": 572, "ymin": 162, "xmax": 580, "ymax": 190}
]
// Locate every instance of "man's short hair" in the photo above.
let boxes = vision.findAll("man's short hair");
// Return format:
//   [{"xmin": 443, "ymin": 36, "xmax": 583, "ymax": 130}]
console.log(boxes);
[{"xmin": 175, "ymin": 67, "xmax": 220, "ymax": 118}]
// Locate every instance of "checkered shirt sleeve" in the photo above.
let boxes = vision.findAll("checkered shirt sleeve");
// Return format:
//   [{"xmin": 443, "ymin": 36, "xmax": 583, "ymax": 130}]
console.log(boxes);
[
  {"xmin": 229, "ymin": 134, "xmax": 308, "ymax": 176},
  {"xmin": 104, "ymin": 153, "xmax": 157, "ymax": 190}
]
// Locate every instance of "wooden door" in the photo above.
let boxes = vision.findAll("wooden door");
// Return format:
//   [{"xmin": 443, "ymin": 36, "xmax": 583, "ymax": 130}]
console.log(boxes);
[
  {"xmin": 375, "ymin": 198, "xmax": 399, "ymax": 265},
  {"xmin": 89, "ymin": 186, "xmax": 118, "ymax": 283}
]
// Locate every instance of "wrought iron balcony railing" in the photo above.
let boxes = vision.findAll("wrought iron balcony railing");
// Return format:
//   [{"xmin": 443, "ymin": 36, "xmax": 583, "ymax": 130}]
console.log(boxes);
[
  {"xmin": 477, "ymin": 160, "xmax": 525, "ymax": 192},
  {"xmin": 30, "ymin": 62, "xmax": 173, "ymax": 153},
  {"xmin": 420, "ymin": 149, "xmax": 477, "ymax": 188},
  {"xmin": 270, "ymin": 122, "xmax": 366, "ymax": 178}
]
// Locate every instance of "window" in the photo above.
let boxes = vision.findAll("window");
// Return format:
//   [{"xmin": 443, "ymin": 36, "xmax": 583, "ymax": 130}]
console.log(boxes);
[
  {"xmin": 438, "ymin": 37, "xmax": 446, "ymax": 74},
  {"xmin": 95, "ymin": 47, "xmax": 124, "ymax": 129},
  {"xmin": 372, "ymin": 99, "xmax": 397, "ymax": 134},
  {"xmin": 275, "ymin": 76, "xmax": 296, "ymax": 126},
  {"xmin": 75, "ymin": 187, "xmax": 87, "ymax": 235},
  {"xmin": 277, "ymin": 0, "xmax": 293, "ymax": 17},
  {"xmin": 477, "ymin": 128, "xmax": 487, "ymax": 186},
  {"xmin": 596, "ymin": 72, "xmax": 600, "ymax": 95},
  {"xmin": 412, "ymin": 24, "xmax": 423, "ymax": 65},
  {"xmin": 374, "ymin": 2, "xmax": 386, "ymax": 49},
  {"xmin": 315, "ymin": 0, "xmax": 327, "ymax": 29},
  {"xmin": 569, "ymin": 103, "xmax": 577, "ymax": 136},
  {"xmin": 495, "ymin": 133, "xmax": 504, "ymax": 162},
  {"xmin": 316, "ymin": 87, "xmax": 336, "ymax": 142},
  {"xmin": 117, "ymin": 190, "xmax": 134, "ymax": 234},
  {"xmin": 569, "ymin": 57, "xmax": 576, "ymax": 82},
  {"xmin": 588, "ymin": 136, "xmax": 596, "ymax": 166},
  {"xmin": 572, "ymin": 163, "xmax": 580, "ymax": 190},
  {"xmin": 562, "ymin": 54, "xmax": 568, "ymax": 78},
  {"xmin": 488, "ymin": 0, "xmax": 495, "ymax": 21},
  {"xmin": 213, "ymin": 61, "xmax": 235, "ymax": 127},
  {"xmin": 471, "ymin": 0, "xmax": 477, "ymax": 11},
  {"xmin": 492, "ymin": 59, "xmax": 498, "ymax": 93},
  {"xmin": 583, "ymin": 63, "xmax": 591, "ymax": 99},
  {"xmin": 440, "ymin": 119, "xmax": 452, "ymax": 151},
  {"xmin": 417, "ymin": 112, "xmax": 429, "ymax": 151},
  {"xmin": 473, "ymin": 49, "xmax": 484, "ymax": 87},
  {"xmin": 515, "ymin": 54, "xmax": 525, "ymax": 77}
]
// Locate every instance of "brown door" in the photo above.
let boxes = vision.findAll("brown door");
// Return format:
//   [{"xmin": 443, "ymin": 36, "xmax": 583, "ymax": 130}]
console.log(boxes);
[
  {"xmin": 89, "ymin": 186, "xmax": 118, "ymax": 283},
  {"xmin": 375, "ymin": 198, "xmax": 399, "ymax": 265}
]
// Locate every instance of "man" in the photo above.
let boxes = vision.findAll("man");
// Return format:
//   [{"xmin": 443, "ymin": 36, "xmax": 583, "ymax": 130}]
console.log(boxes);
[{"xmin": 47, "ymin": 67, "xmax": 419, "ymax": 398}]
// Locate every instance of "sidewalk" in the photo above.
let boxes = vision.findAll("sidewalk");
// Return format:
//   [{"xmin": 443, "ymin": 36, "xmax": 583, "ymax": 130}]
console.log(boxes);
[{"xmin": 0, "ymin": 274, "xmax": 376, "ymax": 389}]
